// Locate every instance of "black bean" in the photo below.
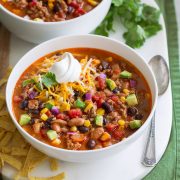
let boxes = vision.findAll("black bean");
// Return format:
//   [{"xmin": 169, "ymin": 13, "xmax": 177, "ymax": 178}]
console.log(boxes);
[
  {"xmin": 78, "ymin": 126, "xmax": 89, "ymax": 133},
  {"xmin": 28, "ymin": 109, "xmax": 39, "ymax": 115},
  {"xmin": 74, "ymin": 90, "xmax": 80, "ymax": 98},
  {"xmin": 101, "ymin": 61, "xmax": 109, "ymax": 70},
  {"xmin": 127, "ymin": 107, "xmax": 138, "ymax": 116},
  {"xmin": 44, "ymin": 121, "xmax": 51, "ymax": 129},
  {"xmin": 29, "ymin": 118, "xmax": 35, "ymax": 125},
  {"xmin": 87, "ymin": 139, "xmax": 96, "ymax": 149},
  {"xmin": 47, "ymin": 117, "xmax": 53, "ymax": 123},
  {"xmin": 112, "ymin": 87, "xmax": 119, "ymax": 94},
  {"xmin": 19, "ymin": 100, "xmax": 28, "ymax": 110},
  {"xmin": 39, "ymin": 102, "xmax": 45, "ymax": 109},
  {"xmin": 53, "ymin": 3, "xmax": 61, "ymax": 13},
  {"xmin": 135, "ymin": 114, "xmax": 143, "ymax": 120},
  {"xmin": 102, "ymin": 102, "xmax": 113, "ymax": 113},
  {"xmin": 103, "ymin": 117, "xmax": 107, "ymax": 125}
]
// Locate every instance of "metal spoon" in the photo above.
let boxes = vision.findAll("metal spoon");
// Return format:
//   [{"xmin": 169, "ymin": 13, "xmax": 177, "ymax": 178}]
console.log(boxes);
[{"xmin": 142, "ymin": 55, "xmax": 169, "ymax": 167}]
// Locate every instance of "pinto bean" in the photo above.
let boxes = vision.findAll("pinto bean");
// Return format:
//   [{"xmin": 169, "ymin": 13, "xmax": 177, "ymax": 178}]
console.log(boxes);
[
  {"xmin": 51, "ymin": 123, "xmax": 61, "ymax": 133},
  {"xmin": 33, "ymin": 123, "xmax": 42, "ymax": 134},
  {"xmin": 91, "ymin": 127, "xmax": 104, "ymax": 140},
  {"xmin": 68, "ymin": 118, "xmax": 85, "ymax": 126},
  {"xmin": 51, "ymin": 119, "xmax": 67, "ymax": 126}
]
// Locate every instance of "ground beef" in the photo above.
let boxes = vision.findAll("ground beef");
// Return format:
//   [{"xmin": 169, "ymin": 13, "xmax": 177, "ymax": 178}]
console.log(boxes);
[
  {"xmin": 66, "ymin": 139, "xmax": 81, "ymax": 150},
  {"xmin": 15, "ymin": 0, "xmax": 28, "ymax": 9},
  {"xmin": 28, "ymin": 100, "xmax": 39, "ymax": 109}
]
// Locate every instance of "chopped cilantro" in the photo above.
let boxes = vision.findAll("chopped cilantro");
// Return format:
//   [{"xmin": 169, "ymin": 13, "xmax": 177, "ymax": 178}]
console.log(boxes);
[
  {"xmin": 95, "ymin": 0, "xmax": 162, "ymax": 48},
  {"xmin": 42, "ymin": 72, "xmax": 58, "ymax": 88},
  {"xmin": 22, "ymin": 79, "xmax": 35, "ymax": 87}
]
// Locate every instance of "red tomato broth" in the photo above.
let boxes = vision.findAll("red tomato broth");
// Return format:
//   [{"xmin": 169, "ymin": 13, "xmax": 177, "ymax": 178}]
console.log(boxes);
[{"xmin": 12, "ymin": 48, "xmax": 152, "ymax": 150}]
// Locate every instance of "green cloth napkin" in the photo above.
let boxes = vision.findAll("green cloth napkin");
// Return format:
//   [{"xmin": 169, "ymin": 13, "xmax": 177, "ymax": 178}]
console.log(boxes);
[{"xmin": 144, "ymin": 0, "xmax": 180, "ymax": 179}]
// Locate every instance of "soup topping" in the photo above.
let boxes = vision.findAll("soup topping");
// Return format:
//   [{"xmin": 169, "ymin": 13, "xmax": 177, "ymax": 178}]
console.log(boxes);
[
  {"xmin": 0, "ymin": 0, "xmax": 101, "ymax": 22},
  {"xmin": 13, "ymin": 49, "xmax": 151, "ymax": 150},
  {"xmin": 49, "ymin": 52, "xmax": 81, "ymax": 83}
]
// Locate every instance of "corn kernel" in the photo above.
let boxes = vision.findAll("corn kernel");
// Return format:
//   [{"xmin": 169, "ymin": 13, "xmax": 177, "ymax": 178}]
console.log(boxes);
[
  {"xmin": 96, "ymin": 108, "xmax": 105, "ymax": 115},
  {"xmin": 84, "ymin": 102, "xmax": 93, "ymax": 113},
  {"xmin": 106, "ymin": 57, "xmax": 113, "ymax": 62},
  {"xmin": 51, "ymin": 138, "xmax": 61, "ymax": 146},
  {"xmin": 41, "ymin": 108, "xmax": 48, "ymax": 114},
  {"xmin": 87, "ymin": 0, "xmax": 98, "ymax": 6},
  {"xmin": 119, "ymin": 126, "xmax": 125, "ymax": 130},
  {"xmin": 120, "ymin": 96, "xmax": 126, "ymax": 103},
  {"xmin": 118, "ymin": 120, "xmax": 125, "ymax": 126},
  {"xmin": 48, "ymin": 2, "xmax": 54, "ymax": 9},
  {"xmin": 123, "ymin": 89, "xmax": 130, "ymax": 95},
  {"xmin": 70, "ymin": 126, "xmax": 77, "ymax": 132},
  {"xmin": 84, "ymin": 120, "xmax": 91, "ymax": 127},
  {"xmin": 41, "ymin": 113, "xmax": 48, "ymax": 121},
  {"xmin": 100, "ymin": 132, "xmax": 111, "ymax": 141}
]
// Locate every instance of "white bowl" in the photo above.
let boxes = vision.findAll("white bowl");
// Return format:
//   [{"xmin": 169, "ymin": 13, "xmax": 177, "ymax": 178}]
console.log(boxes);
[
  {"xmin": 0, "ymin": 1, "xmax": 111, "ymax": 44},
  {"xmin": 6, "ymin": 35, "xmax": 158, "ymax": 162}
]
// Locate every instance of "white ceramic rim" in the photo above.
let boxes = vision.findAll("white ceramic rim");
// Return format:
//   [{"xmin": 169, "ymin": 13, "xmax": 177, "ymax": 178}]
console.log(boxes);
[
  {"xmin": 6, "ymin": 34, "xmax": 158, "ymax": 154},
  {"xmin": 0, "ymin": 0, "xmax": 106, "ymax": 25}
]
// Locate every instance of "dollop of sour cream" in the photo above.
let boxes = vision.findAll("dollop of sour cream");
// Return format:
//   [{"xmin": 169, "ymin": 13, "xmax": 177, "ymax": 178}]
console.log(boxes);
[{"xmin": 49, "ymin": 52, "xmax": 81, "ymax": 83}]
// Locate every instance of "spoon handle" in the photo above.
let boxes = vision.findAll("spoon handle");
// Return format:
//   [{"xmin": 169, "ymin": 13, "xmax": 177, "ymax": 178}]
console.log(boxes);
[{"xmin": 142, "ymin": 113, "xmax": 156, "ymax": 167}]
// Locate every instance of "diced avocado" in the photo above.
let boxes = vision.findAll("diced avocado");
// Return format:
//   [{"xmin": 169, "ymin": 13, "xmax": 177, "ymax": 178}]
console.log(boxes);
[
  {"xmin": 120, "ymin": 70, "xmax": 132, "ymax": 78},
  {"xmin": 47, "ymin": 130, "xmax": 58, "ymax": 141},
  {"xmin": 129, "ymin": 120, "xmax": 142, "ymax": 129},
  {"xmin": 106, "ymin": 79, "xmax": 117, "ymax": 91},
  {"xmin": 75, "ymin": 99, "xmax": 86, "ymax": 109},
  {"xmin": 19, "ymin": 114, "xmax": 31, "ymax": 126},
  {"xmin": 95, "ymin": 115, "xmax": 103, "ymax": 126},
  {"xmin": 44, "ymin": 103, "xmax": 53, "ymax": 110},
  {"xmin": 126, "ymin": 94, "xmax": 138, "ymax": 106}
]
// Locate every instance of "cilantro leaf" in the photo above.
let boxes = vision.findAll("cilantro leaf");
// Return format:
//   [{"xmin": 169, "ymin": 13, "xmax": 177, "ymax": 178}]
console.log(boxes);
[
  {"xmin": 112, "ymin": 0, "xmax": 124, "ymax": 7},
  {"xmin": 123, "ymin": 25, "xmax": 146, "ymax": 48},
  {"xmin": 94, "ymin": 6, "xmax": 115, "ymax": 36},
  {"xmin": 144, "ymin": 23, "xmax": 162, "ymax": 37},
  {"xmin": 94, "ymin": 0, "xmax": 162, "ymax": 48},
  {"xmin": 42, "ymin": 72, "xmax": 58, "ymax": 88},
  {"xmin": 22, "ymin": 79, "xmax": 35, "ymax": 87}
]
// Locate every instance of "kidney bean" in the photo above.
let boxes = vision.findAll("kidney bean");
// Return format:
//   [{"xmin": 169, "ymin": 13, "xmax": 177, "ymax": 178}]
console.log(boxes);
[{"xmin": 68, "ymin": 118, "xmax": 85, "ymax": 126}]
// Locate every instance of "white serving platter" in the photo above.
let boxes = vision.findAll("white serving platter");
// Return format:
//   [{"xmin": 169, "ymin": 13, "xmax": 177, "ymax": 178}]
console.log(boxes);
[{"xmin": 2, "ymin": 0, "xmax": 172, "ymax": 179}]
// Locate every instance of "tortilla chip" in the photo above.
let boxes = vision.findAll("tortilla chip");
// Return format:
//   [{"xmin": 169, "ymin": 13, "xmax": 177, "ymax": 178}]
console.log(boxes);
[
  {"xmin": 49, "ymin": 158, "xmax": 59, "ymax": 171},
  {"xmin": 0, "ymin": 128, "xmax": 6, "ymax": 140},
  {"xmin": 28, "ymin": 172, "xmax": 65, "ymax": 180},
  {"xmin": 11, "ymin": 147, "xmax": 29, "ymax": 156},
  {"xmin": 0, "ymin": 132, "xmax": 13, "ymax": 146},
  {"xmin": 20, "ymin": 147, "xmax": 47, "ymax": 177},
  {"xmin": 0, "ymin": 97, "xmax": 5, "ymax": 110},
  {"xmin": 0, "ymin": 116, "xmax": 16, "ymax": 132},
  {"xmin": 0, "ymin": 110, "xmax": 9, "ymax": 116},
  {"xmin": 0, "ymin": 152, "xmax": 22, "ymax": 170},
  {"xmin": 0, "ymin": 157, "xmax": 4, "ymax": 168},
  {"xmin": 11, "ymin": 130, "xmax": 28, "ymax": 148},
  {"xmin": 0, "ymin": 78, "xmax": 7, "ymax": 87},
  {"xmin": 0, "ymin": 146, "xmax": 11, "ymax": 154}
]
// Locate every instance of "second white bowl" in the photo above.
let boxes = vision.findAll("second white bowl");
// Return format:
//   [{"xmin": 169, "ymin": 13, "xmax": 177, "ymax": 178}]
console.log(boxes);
[{"xmin": 0, "ymin": 0, "xmax": 111, "ymax": 44}]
